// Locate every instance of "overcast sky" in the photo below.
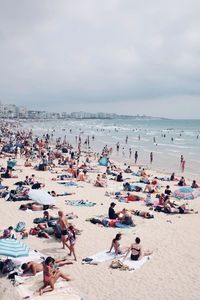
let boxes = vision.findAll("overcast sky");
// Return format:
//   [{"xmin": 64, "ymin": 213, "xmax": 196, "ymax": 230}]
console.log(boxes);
[{"xmin": 0, "ymin": 0, "xmax": 200, "ymax": 118}]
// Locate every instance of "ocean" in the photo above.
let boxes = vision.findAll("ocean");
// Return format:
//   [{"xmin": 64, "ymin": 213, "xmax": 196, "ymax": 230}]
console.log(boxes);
[{"xmin": 23, "ymin": 118, "xmax": 200, "ymax": 180}]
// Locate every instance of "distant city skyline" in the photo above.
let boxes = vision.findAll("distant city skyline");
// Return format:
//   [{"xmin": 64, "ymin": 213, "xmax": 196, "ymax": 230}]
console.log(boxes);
[{"xmin": 0, "ymin": 0, "xmax": 200, "ymax": 119}]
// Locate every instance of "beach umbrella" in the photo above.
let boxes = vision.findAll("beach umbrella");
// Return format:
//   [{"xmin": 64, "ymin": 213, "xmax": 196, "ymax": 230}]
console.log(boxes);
[
  {"xmin": 99, "ymin": 157, "xmax": 108, "ymax": 166},
  {"xmin": 0, "ymin": 239, "xmax": 29, "ymax": 258},
  {"xmin": 28, "ymin": 189, "xmax": 56, "ymax": 205},
  {"xmin": 173, "ymin": 187, "xmax": 200, "ymax": 200}
]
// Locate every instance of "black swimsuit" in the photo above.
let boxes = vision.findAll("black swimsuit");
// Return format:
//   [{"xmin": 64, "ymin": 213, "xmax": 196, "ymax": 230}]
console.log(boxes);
[
  {"xmin": 130, "ymin": 247, "xmax": 140, "ymax": 261},
  {"xmin": 61, "ymin": 229, "xmax": 68, "ymax": 236}
]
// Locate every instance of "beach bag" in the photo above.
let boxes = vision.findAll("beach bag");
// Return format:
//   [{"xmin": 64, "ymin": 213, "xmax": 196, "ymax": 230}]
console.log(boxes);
[
  {"xmin": 0, "ymin": 259, "xmax": 15, "ymax": 274},
  {"xmin": 110, "ymin": 260, "xmax": 124, "ymax": 269},
  {"xmin": 15, "ymin": 221, "xmax": 25, "ymax": 232}
]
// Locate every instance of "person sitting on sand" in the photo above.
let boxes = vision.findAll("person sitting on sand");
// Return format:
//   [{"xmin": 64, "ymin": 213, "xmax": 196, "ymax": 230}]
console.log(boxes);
[
  {"xmin": 94, "ymin": 174, "xmax": 105, "ymax": 187},
  {"xmin": 108, "ymin": 202, "xmax": 118, "ymax": 219},
  {"xmin": 178, "ymin": 177, "xmax": 186, "ymax": 186},
  {"xmin": 124, "ymin": 166, "xmax": 132, "ymax": 173},
  {"xmin": 116, "ymin": 172, "xmax": 123, "ymax": 182},
  {"xmin": 165, "ymin": 185, "xmax": 172, "ymax": 196},
  {"xmin": 119, "ymin": 208, "xmax": 134, "ymax": 226},
  {"xmin": 77, "ymin": 170, "xmax": 86, "ymax": 181},
  {"xmin": 145, "ymin": 193, "xmax": 154, "ymax": 206},
  {"xmin": 170, "ymin": 172, "xmax": 176, "ymax": 181},
  {"xmin": 21, "ymin": 258, "xmax": 73, "ymax": 276},
  {"xmin": 24, "ymin": 158, "xmax": 32, "ymax": 167},
  {"xmin": 38, "ymin": 256, "xmax": 71, "ymax": 295},
  {"xmin": 108, "ymin": 233, "xmax": 128, "ymax": 255},
  {"xmin": 123, "ymin": 237, "xmax": 152, "ymax": 261},
  {"xmin": 0, "ymin": 226, "xmax": 15, "ymax": 239},
  {"xmin": 191, "ymin": 180, "xmax": 199, "ymax": 188},
  {"xmin": 144, "ymin": 183, "xmax": 157, "ymax": 193},
  {"xmin": 141, "ymin": 168, "xmax": 148, "ymax": 178}
]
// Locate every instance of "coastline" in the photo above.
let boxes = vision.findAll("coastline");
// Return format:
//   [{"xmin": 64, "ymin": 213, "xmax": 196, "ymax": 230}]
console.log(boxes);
[{"xmin": 0, "ymin": 121, "xmax": 199, "ymax": 300}]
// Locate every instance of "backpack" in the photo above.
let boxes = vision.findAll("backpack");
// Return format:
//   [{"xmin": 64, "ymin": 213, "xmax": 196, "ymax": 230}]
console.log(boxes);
[
  {"xmin": 0, "ymin": 259, "xmax": 15, "ymax": 274},
  {"xmin": 15, "ymin": 221, "xmax": 26, "ymax": 232}
]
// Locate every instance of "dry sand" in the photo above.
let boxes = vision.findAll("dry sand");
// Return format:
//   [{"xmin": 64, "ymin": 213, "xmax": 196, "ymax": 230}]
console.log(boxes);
[{"xmin": 0, "ymin": 156, "xmax": 200, "ymax": 300}]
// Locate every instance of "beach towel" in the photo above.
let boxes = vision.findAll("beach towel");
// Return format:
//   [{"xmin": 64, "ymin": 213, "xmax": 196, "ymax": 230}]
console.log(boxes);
[
  {"xmin": 120, "ymin": 256, "xmax": 149, "ymax": 271},
  {"xmin": 58, "ymin": 181, "xmax": 78, "ymax": 187},
  {"xmin": 16, "ymin": 275, "xmax": 82, "ymax": 300},
  {"xmin": 65, "ymin": 200, "xmax": 96, "ymax": 207},
  {"xmin": 83, "ymin": 250, "xmax": 123, "ymax": 263}
]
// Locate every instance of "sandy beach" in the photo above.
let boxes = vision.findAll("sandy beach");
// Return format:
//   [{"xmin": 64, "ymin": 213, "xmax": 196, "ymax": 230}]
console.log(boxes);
[{"xmin": 0, "ymin": 141, "xmax": 200, "ymax": 300}]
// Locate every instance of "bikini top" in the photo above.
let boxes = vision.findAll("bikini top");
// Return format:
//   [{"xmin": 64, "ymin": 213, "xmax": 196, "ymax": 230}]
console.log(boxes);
[{"xmin": 131, "ymin": 246, "xmax": 140, "ymax": 253}]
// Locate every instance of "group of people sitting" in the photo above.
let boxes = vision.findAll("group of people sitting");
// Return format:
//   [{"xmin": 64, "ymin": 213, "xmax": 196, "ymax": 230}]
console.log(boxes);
[{"xmin": 108, "ymin": 234, "xmax": 152, "ymax": 261}]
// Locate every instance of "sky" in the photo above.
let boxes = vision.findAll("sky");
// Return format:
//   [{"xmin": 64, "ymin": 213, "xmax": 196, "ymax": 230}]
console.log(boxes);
[{"xmin": 0, "ymin": 0, "xmax": 200, "ymax": 118}]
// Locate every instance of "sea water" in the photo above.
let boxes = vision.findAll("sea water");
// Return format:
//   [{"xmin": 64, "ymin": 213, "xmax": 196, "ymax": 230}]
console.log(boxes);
[{"xmin": 23, "ymin": 119, "xmax": 200, "ymax": 180}]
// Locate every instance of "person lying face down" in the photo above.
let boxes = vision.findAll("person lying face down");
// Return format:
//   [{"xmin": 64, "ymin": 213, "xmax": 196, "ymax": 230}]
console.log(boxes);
[{"xmin": 21, "ymin": 258, "xmax": 73, "ymax": 276}]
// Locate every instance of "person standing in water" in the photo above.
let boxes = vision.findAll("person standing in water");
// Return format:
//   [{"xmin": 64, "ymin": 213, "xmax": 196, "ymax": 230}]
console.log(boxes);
[
  {"xmin": 150, "ymin": 152, "xmax": 153, "ymax": 164},
  {"xmin": 129, "ymin": 148, "xmax": 132, "ymax": 158},
  {"xmin": 181, "ymin": 159, "xmax": 186, "ymax": 172},
  {"xmin": 134, "ymin": 151, "xmax": 138, "ymax": 164}
]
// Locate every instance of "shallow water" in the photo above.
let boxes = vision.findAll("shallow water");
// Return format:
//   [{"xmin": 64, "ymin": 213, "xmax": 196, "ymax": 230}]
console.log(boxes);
[{"xmin": 23, "ymin": 118, "xmax": 200, "ymax": 180}]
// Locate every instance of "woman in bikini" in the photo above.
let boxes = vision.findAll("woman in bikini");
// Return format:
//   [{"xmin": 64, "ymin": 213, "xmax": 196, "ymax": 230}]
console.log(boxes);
[
  {"xmin": 39, "ymin": 256, "xmax": 71, "ymax": 295},
  {"xmin": 123, "ymin": 237, "xmax": 152, "ymax": 261},
  {"xmin": 66, "ymin": 225, "xmax": 77, "ymax": 261},
  {"xmin": 108, "ymin": 233, "xmax": 122, "ymax": 255}
]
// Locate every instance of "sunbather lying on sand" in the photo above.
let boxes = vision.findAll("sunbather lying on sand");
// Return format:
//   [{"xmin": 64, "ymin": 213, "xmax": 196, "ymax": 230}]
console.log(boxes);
[
  {"xmin": 21, "ymin": 258, "xmax": 73, "ymax": 276},
  {"xmin": 131, "ymin": 210, "xmax": 154, "ymax": 219}
]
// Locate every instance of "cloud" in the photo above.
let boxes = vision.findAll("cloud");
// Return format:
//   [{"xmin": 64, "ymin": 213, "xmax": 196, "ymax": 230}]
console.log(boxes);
[{"xmin": 0, "ymin": 0, "xmax": 200, "ymax": 117}]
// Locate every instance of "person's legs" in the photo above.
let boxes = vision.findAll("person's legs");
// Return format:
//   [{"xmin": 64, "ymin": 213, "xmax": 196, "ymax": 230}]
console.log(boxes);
[
  {"xmin": 70, "ymin": 245, "xmax": 77, "ymax": 261},
  {"xmin": 61, "ymin": 235, "xmax": 66, "ymax": 249},
  {"xmin": 53, "ymin": 270, "xmax": 71, "ymax": 282}
]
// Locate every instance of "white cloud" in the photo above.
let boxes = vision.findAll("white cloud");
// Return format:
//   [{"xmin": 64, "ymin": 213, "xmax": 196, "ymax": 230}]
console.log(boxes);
[{"xmin": 0, "ymin": 0, "xmax": 200, "ymax": 117}]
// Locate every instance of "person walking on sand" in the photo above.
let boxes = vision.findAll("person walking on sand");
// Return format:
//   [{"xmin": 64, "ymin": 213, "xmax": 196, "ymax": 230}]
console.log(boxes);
[
  {"xmin": 57, "ymin": 211, "xmax": 69, "ymax": 249},
  {"xmin": 66, "ymin": 225, "xmax": 77, "ymax": 261}
]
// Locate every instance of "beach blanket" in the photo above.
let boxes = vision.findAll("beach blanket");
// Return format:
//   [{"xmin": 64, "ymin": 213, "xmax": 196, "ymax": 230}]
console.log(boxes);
[
  {"xmin": 57, "ymin": 181, "xmax": 78, "ymax": 187},
  {"xmin": 65, "ymin": 200, "xmax": 96, "ymax": 207},
  {"xmin": 120, "ymin": 256, "xmax": 149, "ymax": 271},
  {"xmin": 16, "ymin": 275, "xmax": 82, "ymax": 300},
  {"xmin": 83, "ymin": 250, "xmax": 123, "ymax": 263}
]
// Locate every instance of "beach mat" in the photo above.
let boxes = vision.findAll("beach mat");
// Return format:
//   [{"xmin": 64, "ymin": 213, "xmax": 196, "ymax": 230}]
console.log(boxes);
[
  {"xmin": 121, "ymin": 256, "xmax": 149, "ymax": 271},
  {"xmin": 16, "ymin": 275, "xmax": 82, "ymax": 300},
  {"xmin": 65, "ymin": 200, "xmax": 96, "ymax": 207},
  {"xmin": 85, "ymin": 250, "xmax": 123, "ymax": 263}
]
